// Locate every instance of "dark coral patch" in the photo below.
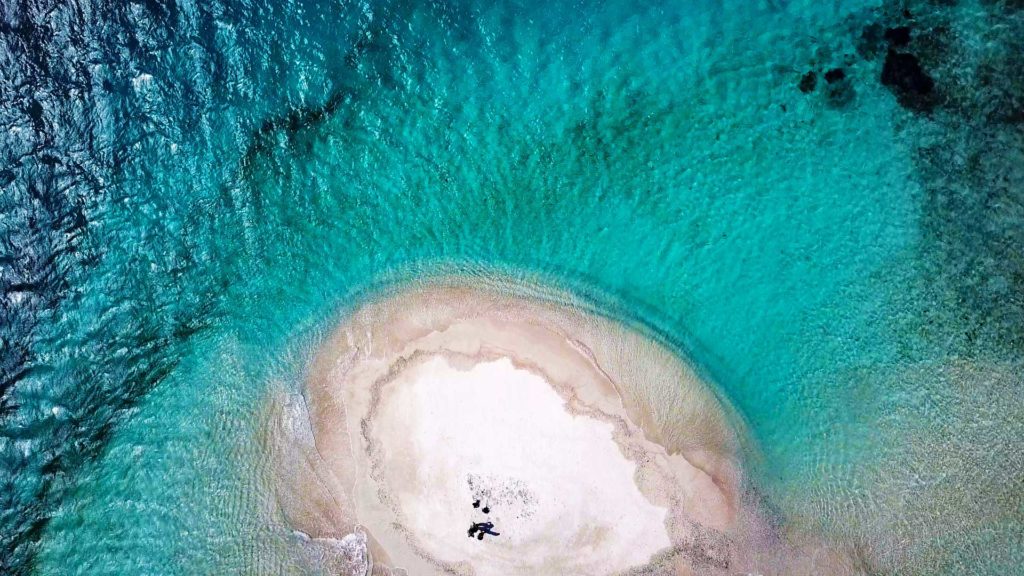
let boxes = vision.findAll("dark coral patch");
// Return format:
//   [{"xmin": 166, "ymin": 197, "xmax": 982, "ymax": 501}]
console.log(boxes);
[
  {"xmin": 798, "ymin": 71, "xmax": 817, "ymax": 93},
  {"xmin": 884, "ymin": 26, "xmax": 912, "ymax": 47},
  {"xmin": 824, "ymin": 68, "xmax": 846, "ymax": 83},
  {"xmin": 881, "ymin": 49, "xmax": 937, "ymax": 112},
  {"xmin": 859, "ymin": 18, "xmax": 914, "ymax": 59}
]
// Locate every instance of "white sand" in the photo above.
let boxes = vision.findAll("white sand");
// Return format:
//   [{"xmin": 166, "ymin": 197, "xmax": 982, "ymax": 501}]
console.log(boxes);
[
  {"xmin": 377, "ymin": 356, "xmax": 671, "ymax": 575},
  {"xmin": 267, "ymin": 279, "xmax": 758, "ymax": 575}
]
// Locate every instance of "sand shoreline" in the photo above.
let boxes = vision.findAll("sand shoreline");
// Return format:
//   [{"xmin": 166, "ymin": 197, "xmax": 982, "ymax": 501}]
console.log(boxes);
[{"xmin": 262, "ymin": 278, "xmax": 858, "ymax": 575}]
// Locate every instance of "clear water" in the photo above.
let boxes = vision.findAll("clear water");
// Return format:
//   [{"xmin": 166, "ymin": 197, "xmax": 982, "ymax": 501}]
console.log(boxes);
[{"xmin": 2, "ymin": 0, "xmax": 1021, "ymax": 574}]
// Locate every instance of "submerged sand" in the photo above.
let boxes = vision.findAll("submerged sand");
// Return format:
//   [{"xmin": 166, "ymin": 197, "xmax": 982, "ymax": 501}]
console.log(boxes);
[{"xmin": 263, "ymin": 279, "xmax": 855, "ymax": 575}]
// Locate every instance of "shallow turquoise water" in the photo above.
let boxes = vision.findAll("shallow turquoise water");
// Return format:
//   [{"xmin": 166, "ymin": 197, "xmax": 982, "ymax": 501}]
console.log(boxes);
[{"xmin": 2, "ymin": 0, "xmax": 1022, "ymax": 574}]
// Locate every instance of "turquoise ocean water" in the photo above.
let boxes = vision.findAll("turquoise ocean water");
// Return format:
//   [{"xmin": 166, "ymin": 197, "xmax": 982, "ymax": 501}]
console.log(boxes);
[{"xmin": 2, "ymin": 0, "xmax": 1022, "ymax": 574}]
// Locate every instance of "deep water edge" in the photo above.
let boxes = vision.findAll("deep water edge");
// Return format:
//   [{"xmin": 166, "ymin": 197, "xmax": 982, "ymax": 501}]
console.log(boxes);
[{"xmin": 1, "ymin": 0, "xmax": 1022, "ymax": 574}]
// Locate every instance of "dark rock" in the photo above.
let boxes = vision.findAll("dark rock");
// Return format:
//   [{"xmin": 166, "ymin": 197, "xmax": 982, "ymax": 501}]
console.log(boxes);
[
  {"xmin": 824, "ymin": 68, "xmax": 846, "ymax": 83},
  {"xmin": 798, "ymin": 71, "xmax": 817, "ymax": 93},
  {"xmin": 0, "ymin": 170, "xmax": 14, "ymax": 187},
  {"xmin": 881, "ymin": 49, "xmax": 937, "ymax": 112},
  {"xmin": 884, "ymin": 26, "xmax": 912, "ymax": 47}
]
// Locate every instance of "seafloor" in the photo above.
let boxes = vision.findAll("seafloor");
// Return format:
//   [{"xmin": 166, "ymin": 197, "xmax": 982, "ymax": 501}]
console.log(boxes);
[{"xmin": 1, "ymin": 0, "xmax": 1022, "ymax": 574}]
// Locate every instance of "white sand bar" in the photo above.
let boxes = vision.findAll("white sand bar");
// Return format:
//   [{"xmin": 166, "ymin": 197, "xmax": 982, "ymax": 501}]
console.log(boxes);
[{"xmin": 274, "ymin": 280, "xmax": 751, "ymax": 575}]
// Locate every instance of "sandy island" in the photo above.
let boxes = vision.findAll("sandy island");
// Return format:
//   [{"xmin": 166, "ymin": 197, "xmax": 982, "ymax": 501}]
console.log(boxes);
[{"xmin": 261, "ymin": 279, "xmax": 856, "ymax": 575}]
